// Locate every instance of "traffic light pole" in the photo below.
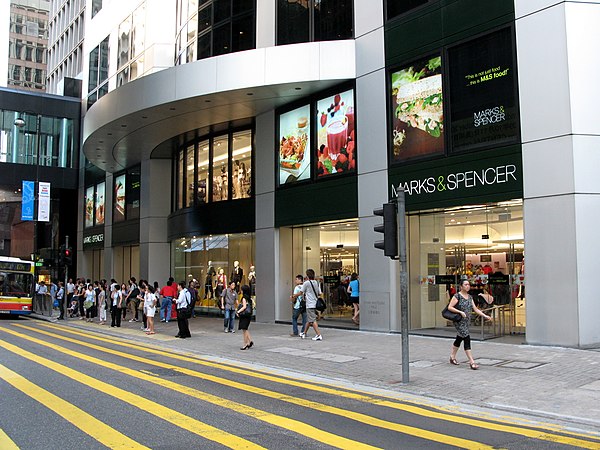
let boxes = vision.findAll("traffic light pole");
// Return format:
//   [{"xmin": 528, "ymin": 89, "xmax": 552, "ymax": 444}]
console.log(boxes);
[{"xmin": 396, "ymin": 188, "xmax": 409, "ymax": 384}]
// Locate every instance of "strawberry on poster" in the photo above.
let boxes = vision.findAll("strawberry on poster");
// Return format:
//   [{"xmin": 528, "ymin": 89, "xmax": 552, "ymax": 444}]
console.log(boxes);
[{"xmin": 316, "ymin": 89, "xmax": 356, "ymax": 177}]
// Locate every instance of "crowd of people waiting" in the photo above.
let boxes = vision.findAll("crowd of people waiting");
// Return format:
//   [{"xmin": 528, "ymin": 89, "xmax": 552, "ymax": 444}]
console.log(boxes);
[{"xmin": 36, "ymin": 275, "xmax": 253, "ymax": 349}]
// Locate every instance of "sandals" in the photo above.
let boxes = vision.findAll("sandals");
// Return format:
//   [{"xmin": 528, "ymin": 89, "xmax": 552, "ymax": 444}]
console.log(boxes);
[
  {"xmin": 449, "ymin": 357, "xmax": 459, "ymax": 366},
  {"xmin": 470, "ymin": 362, "xmax": 479, "ymax": 370}
]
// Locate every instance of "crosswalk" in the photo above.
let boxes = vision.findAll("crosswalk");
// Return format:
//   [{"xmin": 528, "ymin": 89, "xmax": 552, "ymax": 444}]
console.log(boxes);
[{"xmin": 0, "ymin": 321, "xmax": 599, "ymax": 449}]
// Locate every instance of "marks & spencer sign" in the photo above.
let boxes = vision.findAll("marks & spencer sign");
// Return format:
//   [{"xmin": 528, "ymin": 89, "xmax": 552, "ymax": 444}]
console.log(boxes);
[{"xmin": 389, "ymin": 149, "xmax": 522, "ymax": 210}]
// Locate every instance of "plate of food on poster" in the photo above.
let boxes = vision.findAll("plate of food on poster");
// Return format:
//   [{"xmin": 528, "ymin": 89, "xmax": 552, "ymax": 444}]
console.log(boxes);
[
  {"xmin": 316, "ymin": 89, "xmax": 356, "ymax": 177},
  {"xmin": 279, "ymin": 105, "xmax": 311, "ymax": 185},
  {"xmin": 391, "ymin": 56, "xmax": 444, "ymax": 162}
]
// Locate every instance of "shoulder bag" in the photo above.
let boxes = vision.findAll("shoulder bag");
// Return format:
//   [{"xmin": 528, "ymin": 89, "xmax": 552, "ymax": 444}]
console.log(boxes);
[
  {"xmin": 310, "ymin": 281, "xmax": 326, "ymax": 313},
  {"xmin": 441, "ymin": 294, "xmax": 462, "ymax": 322}
]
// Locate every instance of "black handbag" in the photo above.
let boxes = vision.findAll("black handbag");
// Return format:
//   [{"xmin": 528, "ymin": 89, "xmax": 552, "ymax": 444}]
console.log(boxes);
[
  {"xmin": 441, "ymin": 300, "xmax": 462, "ymax": 322},
  {"xmin": 309, "ymin": 280, "xmax": 326, "ymax": 312}
]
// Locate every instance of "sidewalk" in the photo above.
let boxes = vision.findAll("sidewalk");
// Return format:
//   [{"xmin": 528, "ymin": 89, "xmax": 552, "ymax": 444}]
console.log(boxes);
[{"xmin": 36, "ymin": 313, "xmax": 600, "ymax": 431}]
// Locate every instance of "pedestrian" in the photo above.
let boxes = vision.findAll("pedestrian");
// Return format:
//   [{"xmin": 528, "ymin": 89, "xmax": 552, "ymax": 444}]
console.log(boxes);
[
  {"xmin": 49, "ymin": 280, "xmax": 58, "ymax": 316},
  {"xmin": 188, "ymin": 279, "xmax": 198, "ymax": 318},
  {"xmin": 237, "ymin": 284, "xmax": 253, "ymax": 350},
  {"xmin": 76, "ymin": 281, "xmax": 85, "ymax": 319},
  {"xmin": 448, "ymin": 279, "xmax": 492, "ymax": 370},
  {"xmin": 220, "ymin": 281, "xmax": 238, "ymax": 333},
  {"xmin": 84, "ymin": 284, "xmax": 95, "ymax": 322},
  {"xmin": 97, "ymin": 283, "xmax": 107, "ymax": 325},
  {"xmin": 175, "ymin": 281, "xmax": 191, "ymax": 339},
  {"xmin": 137, "ymin": 280, "xmax": 148, "ymax": 331},
  {"xmin": 110, "ymin": 283, "xmax": 123, "ymax": 327},
  {"xmin": 34, "ymin": 280, "xmax": 48, "ymax": 315},
  {"xmin": 145, "ymin": 285, "xmax": 157, "ymax": 335},
  {"xmin": 127, "ymin": 277, "xmax": 140, "ymax": 322},
  {"xmin": 290, "ymin": 274, "xmax": 306, "ymax": 336},
  {"xmin": 294, "ymin": 269, "xmax": 323, "ymax": 341},
  {"xmin": 56, "ymin": 281, "xmax": 65, "ymax": 320},
  {"xmin": 120, "ymin": 283, "xmax": 129, "ymax": 322},
  {"xmin": 159, "ymin": 280, "xmax": 175, "ymax": 323},
  {"xmin": 66, "ymin": 277, "xmax": 75, "ymax": 312},
  {"xmin": 347, "ymin": 272, "xmax": 360, "ymax": 325}
]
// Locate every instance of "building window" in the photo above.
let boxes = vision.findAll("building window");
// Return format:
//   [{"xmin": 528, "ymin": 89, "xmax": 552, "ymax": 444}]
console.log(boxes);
[
  {"xmin": 174, "ymin": 128, "xmax": 254, "ymax": 210},
  {"xmin": 87, "ymin": 36, "xmax": 109, "ymax": 109},
  {"xmin": 175, "ymin": 0, "xmax": 255, "ymax": 64},
  {"xmin": 386, "ymin": 0, "xmax": 432, "ymax": 21},
  {"xmin": 91, "ymin": 0, "xmax": 103, "ymax": 18},
  {"xmin": 277, "ymin": 0, "xmax": 353, "ymax": 45}
]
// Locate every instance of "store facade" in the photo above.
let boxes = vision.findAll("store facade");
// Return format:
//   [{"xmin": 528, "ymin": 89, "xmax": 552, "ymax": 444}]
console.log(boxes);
[{"xmin": 80, "ymin": 0, "xmax": 600, "ymax": 347}]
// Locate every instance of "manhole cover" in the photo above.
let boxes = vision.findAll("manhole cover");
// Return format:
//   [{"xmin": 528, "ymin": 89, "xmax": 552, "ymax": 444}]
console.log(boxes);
[
  {"xmin": 498, "ymin": 361, "xmax": 545, "ymax": 370},
  {"xmin": 409, "ymin": 360, "xmax": 441, "ymax": 368},
  {"xmin": 475, "ymin": 358, "xmax": 507, "ymax": 366}
]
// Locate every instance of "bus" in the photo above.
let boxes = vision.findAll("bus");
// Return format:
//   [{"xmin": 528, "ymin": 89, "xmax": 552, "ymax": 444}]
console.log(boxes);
[{"xmin": 0, "ymin": 257, "xmax": 35, "ymax": 316}]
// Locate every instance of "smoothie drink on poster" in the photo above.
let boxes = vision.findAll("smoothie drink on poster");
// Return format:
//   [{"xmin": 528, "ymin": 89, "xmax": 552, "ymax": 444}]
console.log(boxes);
[{"xmin": 326, "ymin": 119, "xmax": 348, "ymax": 161}]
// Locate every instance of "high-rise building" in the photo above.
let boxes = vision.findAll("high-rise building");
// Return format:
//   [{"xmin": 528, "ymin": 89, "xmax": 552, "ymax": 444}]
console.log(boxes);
[
  {"xmin": 46, "ymin": 0, "xmax": 85, "ymax": 95},
  {"xmin": 4, "ymin": 0, "xmax": 50, "ymax": 92},
  {"xmin": 76, "ymin": 0, "xmax": 600, "ymax": 348}
]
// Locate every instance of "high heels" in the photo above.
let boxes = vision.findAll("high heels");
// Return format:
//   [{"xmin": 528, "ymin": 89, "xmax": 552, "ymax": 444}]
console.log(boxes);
[
  {"xmin": 240, "ymin": 344, "xmax": 249, "ymax": 350},
  {"xmin": 249, "ymin": 341, "xmax": 254, "ymax": 348}
]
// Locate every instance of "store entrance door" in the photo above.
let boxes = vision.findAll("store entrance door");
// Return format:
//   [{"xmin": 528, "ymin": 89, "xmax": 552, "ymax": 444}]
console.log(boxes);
[{"xmin": 408, "ymin": 200, "xmax": 524, "ymax": 339}]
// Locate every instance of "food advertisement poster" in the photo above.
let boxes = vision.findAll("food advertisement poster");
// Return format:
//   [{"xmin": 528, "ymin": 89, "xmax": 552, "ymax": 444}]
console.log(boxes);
[
  {"xmin": 279, "ymin": 104, "xmax": 311, "ymax": 185},
  {"xmin": 448, "ymin": 27, "xmax": 518, "ymax": 151},
  {"xmin": 390, "ymin": 55, "xmax": 444, "ymax": 162},
  {"xmin": 85, "ymin": 186, "xmax": 94, "ymax": 228},
  {"xmin": 95, "ymin": 181, "xmax": 105, "ymax": 225},
  {"xmin": 316, "ymin": 89, "xmax": 355, "ymax": 177},
  {"xmin": 114, "ymin": 174, "xmax": 126, "ymax": 222}
]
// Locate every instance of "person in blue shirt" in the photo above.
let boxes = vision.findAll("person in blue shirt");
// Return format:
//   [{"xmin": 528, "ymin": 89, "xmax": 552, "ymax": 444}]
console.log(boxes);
[{"xmin": 347, "ymin": 273, "xmax": 360, "ymax": 325}]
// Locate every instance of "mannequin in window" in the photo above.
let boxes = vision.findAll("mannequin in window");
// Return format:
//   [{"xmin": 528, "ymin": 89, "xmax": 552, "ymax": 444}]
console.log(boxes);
[
  {"xmin": 215, "ymin": 268, "xmax": 226, "ymax": 299},
  {"xmin": 231, "ymin": 260, "xmax": 243, "ymax": 292},
  {"xmin": 233, "ymin": 160, "xmax": 242, "ymax": 199},
  {"xmin": 248, "ymin": 265, "xmax": 256, "ymax": 296},
  {"xmin": 205, "ymin": 262, "xmax": 216, "ymax": 300},
  {"xmin": 220, "ymin": 166, "xmax": 228, "ymax": 200}
]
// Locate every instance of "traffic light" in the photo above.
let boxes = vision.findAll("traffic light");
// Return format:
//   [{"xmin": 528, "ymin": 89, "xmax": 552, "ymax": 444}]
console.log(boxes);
[
  {"xmin": 373, "ymin": 202, "xmax": 398, "ymax": 258},
  {"xmin": 62, "ymin": 246, "xmax": 72, "ymax": 266}
]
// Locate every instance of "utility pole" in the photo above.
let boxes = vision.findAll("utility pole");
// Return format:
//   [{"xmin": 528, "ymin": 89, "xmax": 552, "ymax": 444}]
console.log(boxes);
[{"xmin": 395, "ymin": 188, "xmax": 409, "ymax": 384}]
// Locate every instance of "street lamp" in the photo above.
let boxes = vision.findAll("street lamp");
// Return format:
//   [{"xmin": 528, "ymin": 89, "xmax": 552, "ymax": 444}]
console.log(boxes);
[{"xmin": 14, "ymin": 113, "xmax": 42, "ymax": 311}]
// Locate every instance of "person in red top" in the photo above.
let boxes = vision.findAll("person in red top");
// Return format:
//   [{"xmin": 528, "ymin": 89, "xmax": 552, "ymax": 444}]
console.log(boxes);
[{"xmin": 159, "ymin": 279, "xmax": 177, "ymax": 323}]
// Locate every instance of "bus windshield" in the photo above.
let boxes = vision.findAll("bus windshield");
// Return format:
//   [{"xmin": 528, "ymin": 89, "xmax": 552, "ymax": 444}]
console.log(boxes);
[{"xmin": 0, "ymin": 272, "xmax": 33, "ymax": 297}]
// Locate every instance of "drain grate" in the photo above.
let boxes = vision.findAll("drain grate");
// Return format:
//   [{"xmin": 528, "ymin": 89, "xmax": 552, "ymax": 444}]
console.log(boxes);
[{"xmin": 497, "ymin": 360, "xmax": 546, "ymax": 370}]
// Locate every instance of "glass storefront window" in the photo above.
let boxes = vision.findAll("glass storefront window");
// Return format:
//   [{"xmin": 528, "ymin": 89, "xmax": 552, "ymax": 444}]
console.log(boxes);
[
  {"xmin": 172, "ymin": 232, "xmax": 256, "ymax": 313},
  {"xmin": 197, "ymin": 139, "xmax": 209, "ymax": 204},
  {"xmin": 186, "ymin": 144, "xmax": 195, "ymax": 207},
  {"xmin": 212, "ymin": 135, "xmax": 229, "ymax": 202},
  {"xmin": 177, "ymin": 151, "xmax": 184, "ymax": 209},
  {"xmin": 292, "ymin": 219, "xmax": 359, "ymax": 322},
  {"xmin": 408, "ymin": 200, "xmax": 524, "ymax": 337},
  {"xmin": 232, "ymin": 131, "xmax": 252, "ymax": 199}
]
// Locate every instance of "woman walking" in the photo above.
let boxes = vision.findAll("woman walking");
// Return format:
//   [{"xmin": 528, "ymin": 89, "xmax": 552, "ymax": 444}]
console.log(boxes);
[
  {"xmin": 97, "ymin": 283, "xmax": 107, "ymax": 325},
  {"xmin": 236, "ymin": 284, "xmax": 253, "ymax": 350},
  {"xmin": 448, "ymin": 279, "xmax": 492, "ymax": 370},
  {"xmin": 347, "ymin": 272, "xmax": 360, "ymax": 325}
]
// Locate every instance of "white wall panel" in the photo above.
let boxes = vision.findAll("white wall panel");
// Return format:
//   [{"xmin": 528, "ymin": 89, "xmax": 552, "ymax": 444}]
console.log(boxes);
[
  {"xmin": 516, "ymin": 4, "xmax": 572, "ymax": 142},
  {"xmin": 254, "ymin": 110, "xmax": 275, "ymax": 196},
  {"xmin": 355, "ymin": 27, "xmax": 385, "ymax": 78},
  {"xmin": 264, "ymin": 43, "xmax": 320, "ymax": 85},
  {"xmin": 354, "ymin": 0, "xmax": 383, "ymax": 38},
  {"xmin": 522, "ymin": 136, "xmax": 575, "ymax": 198}
]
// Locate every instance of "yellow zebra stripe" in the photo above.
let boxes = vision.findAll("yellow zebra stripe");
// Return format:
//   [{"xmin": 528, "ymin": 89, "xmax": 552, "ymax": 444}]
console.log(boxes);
[{"xmin": 0, "ymin": 363, "xmax": 147, "ymax": 450}]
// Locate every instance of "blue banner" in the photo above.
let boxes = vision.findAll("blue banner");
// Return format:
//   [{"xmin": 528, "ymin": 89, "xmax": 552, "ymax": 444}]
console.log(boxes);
[{"xmin": 21, "ymin": 180, "xmax": 34, "ymax": 221}]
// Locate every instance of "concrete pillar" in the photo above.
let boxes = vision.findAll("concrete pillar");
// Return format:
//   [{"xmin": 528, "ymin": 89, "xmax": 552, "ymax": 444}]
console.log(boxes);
[
  {"xmin": 139, "ymin": 158, "xmax": 171, "ymax": 284},
  {"xmin": 354, "ymin": 0, "xmax": 397, "ymax": 332},
  {"xmin": 516, "ymin": 1, "xmax": 600, "ymax": 346},
  {"xmin": 254, "ymin": 110, "xmax": 277, "ymax": 322}
]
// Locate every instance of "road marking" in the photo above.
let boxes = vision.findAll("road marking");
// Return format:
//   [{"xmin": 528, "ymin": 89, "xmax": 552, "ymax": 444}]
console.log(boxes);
[
  {"xmin": 30, "ymin": 322, "xmax": 600, "ymax": 447},
  {"xmin": 0, "ymin": 338, "xmax": 263, "ymax": 450},
  {"xmin": 0, "ymin": 428, "xmax": 19, "ymax": 450},
  {"xmin": 0, "ymin": 363, "xmax": 147, "ymax": 450},
  {"xmin": 11, "ymin": 325, "xmax": 490, "ymax": 449},
  {"xmin": 0, "ymin": 327, "xmax": 377, "ymax": 450}
]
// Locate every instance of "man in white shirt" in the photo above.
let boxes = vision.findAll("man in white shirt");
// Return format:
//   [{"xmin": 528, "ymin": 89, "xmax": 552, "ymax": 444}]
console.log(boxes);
[
  {"xmin": 35, "ymin": 281, "xmax": 48, "ymax": 315},
  {"xmin": 175, "ymin": 281, "xmax": 191, "ymax": 339}
]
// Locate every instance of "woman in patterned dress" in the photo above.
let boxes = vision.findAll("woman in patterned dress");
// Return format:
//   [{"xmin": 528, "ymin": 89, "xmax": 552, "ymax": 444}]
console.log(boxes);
[{"xmin": 448, "ymin": 279, "xmax": 492, "ymax": 370}]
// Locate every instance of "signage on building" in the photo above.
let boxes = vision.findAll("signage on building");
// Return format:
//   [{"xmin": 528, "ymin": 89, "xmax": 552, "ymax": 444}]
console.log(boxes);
[
  {"xmin": 38, "ymin": 182, "xmax": 51, "ymax": 222},
  {"xmin": 388, "ymin": 148, "xmax": 523, "ymax": 210},
  {"xmin": 83, "ymin": 233, "xmax": 104, "ymax": 247},
  {"xmin": 21, "ymin": 180, "xmax": 34, "ymax": 221}
]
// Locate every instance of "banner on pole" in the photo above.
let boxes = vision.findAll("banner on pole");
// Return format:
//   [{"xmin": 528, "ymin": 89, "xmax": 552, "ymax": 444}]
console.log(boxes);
[
  {"xmin": 38, "ymin": 182, "xmax": 51, "ymax": 222},
  {"xmin": 21, "ymin": 180, "xmax": 34, "ymax": 221}
]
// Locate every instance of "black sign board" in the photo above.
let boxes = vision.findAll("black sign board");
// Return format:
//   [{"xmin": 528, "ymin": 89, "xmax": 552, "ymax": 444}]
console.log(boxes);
[
  {"xmin": 480, "ymin": 254, "xmax": 492, "ymax": 262},
  {"xmin": 435, "ymin": 274, "xmax": 457, "ymax": 285},
  {"xmin": 448, "ymin": 27, "xmax": 519, "ymax": 152},
  {"xmin": 323, "ymin": 276, "xmax": 339, "ymax": 284},
  {"xmin": 488, "ymin": 273, "xmax": 509, "ymax": 284},
  {"xmin": 0, "ymin": 261, "xmax": 32, "ymax": 272}
]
